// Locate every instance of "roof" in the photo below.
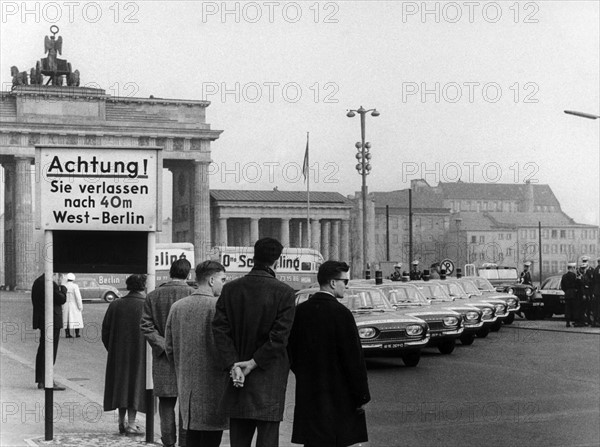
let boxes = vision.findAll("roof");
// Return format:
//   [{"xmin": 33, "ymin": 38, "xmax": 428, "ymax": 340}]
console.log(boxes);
[
  {"xmin": 210, "ymin": 190, "xmax": 352, "ymax": 204},
  {"xmin": 486, "ymin": 212, "xmax": 595, "ymax": 228},
  {"xmin": 454, "ymin": 212, "xmax": 502, "ymax": 230},
  {"xmin": 437, "ymin": 182, "xmax": 560, "ymax": 207},
  {"xmin": 371, "ymin": 189, "xmax": 448, "ymax": 211}
]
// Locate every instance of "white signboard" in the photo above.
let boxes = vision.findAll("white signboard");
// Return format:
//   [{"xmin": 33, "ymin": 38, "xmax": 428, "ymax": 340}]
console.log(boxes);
[
  {"xmin": 36, "ymin": 146, "xmax": 161, "ymax": 231},
  {"xmin": 155, "ymin": 243, "xmax": 195, "ymax": 271}
]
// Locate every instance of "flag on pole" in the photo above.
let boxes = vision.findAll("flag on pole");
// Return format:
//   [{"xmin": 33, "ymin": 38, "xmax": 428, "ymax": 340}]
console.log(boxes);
[{"xmin": 302, "ymin": 133, "xmax": 309, "ymax": 183}]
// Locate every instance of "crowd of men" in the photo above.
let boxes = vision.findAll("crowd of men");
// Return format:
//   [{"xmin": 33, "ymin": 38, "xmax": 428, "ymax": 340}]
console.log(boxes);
[{"xmin": 561, "ymin": 256, "xmax": 600, "ymax": 328}]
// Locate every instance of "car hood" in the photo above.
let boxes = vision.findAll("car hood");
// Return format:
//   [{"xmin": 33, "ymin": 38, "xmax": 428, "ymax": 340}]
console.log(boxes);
[{"xmin": 353, "ymin": 310, "xmax": 426, "ymax": 326}]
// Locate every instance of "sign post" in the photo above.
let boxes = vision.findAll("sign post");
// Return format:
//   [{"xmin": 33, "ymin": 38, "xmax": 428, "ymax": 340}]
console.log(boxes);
[{"xmin": 36, "ymin": 145, "xmax": 161, "ymax": 440}]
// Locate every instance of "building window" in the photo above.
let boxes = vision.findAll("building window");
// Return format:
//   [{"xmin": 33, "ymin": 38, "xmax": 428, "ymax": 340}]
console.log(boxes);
[
  {"xmin": 507, "ymin": 248, "xmax": 513, "ymax": 256},
  {"xmin": 529, "ymin": 229, "xmax": 536, "ymax": 239},
  {"xmin": 551, "ymin": 230, "xmax": 558, "ymax": 239},
  {"xmin": 392, "ymin": 234, "xmax": 399, "ymax": 244},
  {"xmin": 521, "ymin": 229, "xmax": 527, "ymax": 239},
  {"xmin": 499, "ymin": 233, "xmax": 504, "ymax": 240},
  {"xmin": 543, "ymin": 244, "xmax": 549, "ymax": 254},
  {"xmin": 560, "ymin": 230, "xmax": 566, "ymax": 239},
  {"xmin": 582, "ymin": 244, "xmax": 587, "ymax": 253},
  {"xmin": 480, "ymin": 236, "xmax": 485, "ymax": 243},
  {"xmin": 560, "ymin": 261, "xmax": 567, "ymax": 272},
  {"xmin": 507, "ymin": 233, "xmax": 512, "ymax": 240},
  {"xmin": 591, "ymin": 245, "xmax": 596, "ymax": 254},
  {"xmin": 568, "ymin": 230, "xmax": 574, "ymax": 239},
  {"xmin": 392, "ymin": 218, "xmax": 399, "ymax": 229},
  {"xmin": 560, "ymin": 244, "xmax": 566, "ymax": 254},
  {"xmin": 479, "ymin": 252, "xmax": 485, "ymax": 260},
  {"xmin": 489, "ymin": 202, "xmax": 496, "ymax": 211},
  {"xmin": 542, "ymin": 229, "xmax": 548, "ymax": 239},
  {"xmin": 471, "ymin": 236, "xmax": 477, "ymax": 243},
  {"xmin": 582, "ymin": 230, "xmax": 588, "ymax": 239},
  {"xmin": 551, "ymin": 245, "xmax": 557, "ymax": 254},
  {"xmin": 483, "ymin": 202, "xmax": 488, "ymax": 211},
  {"xmin": 551, "ymin": 261, "xmax": 558, "ymax": 273}
]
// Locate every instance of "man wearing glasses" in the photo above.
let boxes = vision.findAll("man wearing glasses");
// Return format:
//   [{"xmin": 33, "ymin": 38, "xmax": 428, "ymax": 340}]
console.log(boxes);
[{"xmin": 288, "ymin": 261, "xmax": 370, "ymax": 447}]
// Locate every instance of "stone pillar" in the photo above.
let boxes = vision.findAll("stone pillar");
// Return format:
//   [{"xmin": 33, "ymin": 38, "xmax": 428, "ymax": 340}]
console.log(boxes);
[
  {"xmin": 218, "ymin": 217, "xmax": 228, "ymax": 246},
  {"xmin": 250, "ymin": 218, "xmax": 260, "ymax": 244},
  {"xmin": 331, "ymin": 220, "xmax": 340, "ymax": 260},
  {"xmin": 311, "ymin": 219, "xmax": 321, "ymax": 253},
  {"xmin": 280, "ymin": 218, "xmax": 290, "ymax": 247},
  {"xmin": 341, "ymin": 219, "xmax": 350, "ymax": 263},
  {"xmin": 321, "ymin": 220, "xmax": 331, "ymax": 260},
  {"xmin": 193, "ymin": 161, "xmax": 211, "ymax": 262},
  {"xmin": 301, "ymin": 220, "xmax": 309, "ymax": 248},
  {"xmin": 14, "ymin": 157, "xmax": 35, "ymax": 289}
]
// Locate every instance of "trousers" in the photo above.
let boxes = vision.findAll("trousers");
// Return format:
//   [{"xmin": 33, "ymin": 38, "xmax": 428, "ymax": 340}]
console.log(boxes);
[{"xmin": 229, "ymin": 418, "xmax": 280, "ymax": 447}]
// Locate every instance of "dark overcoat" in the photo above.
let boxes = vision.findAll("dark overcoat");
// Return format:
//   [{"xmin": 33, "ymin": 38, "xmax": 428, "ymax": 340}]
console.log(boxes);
[
  {"xmin": 561, "ymin": 271, "xmax": 581, "ymax": 321},
  {"xmin": 102, "ymin": 291, "xmax": 147, "ymax": 411},
  {"xmin": 165, "ymin": 292, "xmax": 229, "ymax": 431},
  {"xmin": 140, "ymin": 280, "xmax": 196, "ymax": 397},
  {"xmin": 288, "ymin": 292, "xmax": 370, "ymax": 447},
  {"xmin": 212, "ymin": 268, "xmax": 296, "ymax": 421},
  {"xmin": 32, "ymin": 274, "xmax": 66, "ymax": 330}
]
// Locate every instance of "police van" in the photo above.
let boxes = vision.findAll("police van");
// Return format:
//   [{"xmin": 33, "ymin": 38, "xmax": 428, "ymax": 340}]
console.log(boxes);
[{"xmin": 210, "ymin": 246, "xmax": 324, "ymax": 290}]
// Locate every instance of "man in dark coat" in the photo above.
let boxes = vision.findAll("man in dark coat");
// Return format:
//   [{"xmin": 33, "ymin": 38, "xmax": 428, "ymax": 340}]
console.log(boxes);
[
  {"xmin": 409, "ymin": 261, "xmax": 422, "ymax": 281},
  {"xmin": 166, "ymin": 261, "xmax": 229, "ymax": 447},
  {"xmin": 213, "ymin": 238, "xmax": 296, "ymax": 447},
  {"xmin": 520, "ymin": 262, "xmax": 533, "ymax": 286},
  {"xmin": 32, "ymin": 273, "xmax": 67, "ymax": 390},
  {"xmin": 561, "ymin": 263, "xmax": 581, "ymax": 328},
  {"xmin": 141, "ymin": 259, "xmax": 195, "ymax": 447},
  {"xmin": 288, "ymin": 261, "xmax": 370, "ymax": 447},
  {"xmin": 593, "ymin": 257, "xmax": 600, "ymax": 327},
  {"xmin": 102, "ymin": 274, "xmax": 148, "ymax": 435}
]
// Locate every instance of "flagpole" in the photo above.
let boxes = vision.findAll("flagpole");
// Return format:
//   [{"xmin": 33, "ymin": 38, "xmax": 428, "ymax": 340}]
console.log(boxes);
[{"xmin": 306, "ymin": 132, "xmax": 311, "ymax": 249}]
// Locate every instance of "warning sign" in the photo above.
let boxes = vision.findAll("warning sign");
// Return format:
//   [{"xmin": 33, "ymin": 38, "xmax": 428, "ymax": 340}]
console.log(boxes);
[{"xmin": 36, "ymin": 146, "xmax": 161, "ymax": 231}]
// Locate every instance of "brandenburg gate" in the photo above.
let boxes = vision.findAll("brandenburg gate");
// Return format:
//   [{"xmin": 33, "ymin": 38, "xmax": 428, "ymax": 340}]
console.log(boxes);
[{"xmin": 1, "ymin": 28, "xmax": 222, "ymax": 289}]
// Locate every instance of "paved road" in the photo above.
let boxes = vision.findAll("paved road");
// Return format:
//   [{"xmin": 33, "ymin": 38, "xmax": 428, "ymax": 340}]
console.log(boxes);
[{"xmin": 2, "ymin": 291, "xmax": 599, "ymax": 446}]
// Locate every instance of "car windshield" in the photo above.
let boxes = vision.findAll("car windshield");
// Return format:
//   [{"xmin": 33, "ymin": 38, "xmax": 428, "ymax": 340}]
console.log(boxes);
[
  {"xmin": 439, "ymin": 282, "xmax": 469, "ymax": 299},
  {"xmin": 478, "ymin": 268, "xmax": 518, "ymax": 281},
  {"xmin": 541, "ymin": 276, "xmax": 562, "ymax": 290},
  {"xmin": 497, "ymin": 269, "xmax": 518, "ymax": 280},
  {"xmin": 417, "ymin": 283, "xmax": 453, "ymax": 301},
  {"xmin": 80, "ymin": 279, "xmax": 97, "ymax": 288},
  {"xmin": 459, "ymin": 280, "xmax": 482, "ymax": 296},
  {"xmin": 378, "ymin": 285, "xmax": 429, "ymax": 305},
  {"xmin": 470, "ymin": 277, "xmax": 496, "ymax": 291},
  {"xmin": 296, "ymin": 288, "xmax": 392, "ymax": 311}
]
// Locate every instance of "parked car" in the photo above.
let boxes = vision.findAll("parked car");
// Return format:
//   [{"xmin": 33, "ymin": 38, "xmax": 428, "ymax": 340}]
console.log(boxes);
[
  {"xmin": 538, "ymin": 275, "xmax": 565, "ymax": 318},
  {"xmin": 435, "ymin": 279, "xmax": 509, "ymax": 332},
  {"xmin": 410, "ymin": 281, "xmax": 490, "ymax": 341},
  {"xmin": 460, "ymin": 276, "xmax": 520, "ymax": 324},
  {"xmin": 76, "ymin": 278, "xmax": 121, "ymax": 302},
  {"xmin": 476, "ymin": 265, "xmax": 540, "ymax": 319},
  {"xmin": 295, "ymin": 286, "xmax": 430, "ymax": 367},
  {"xmin": 372, "ymin": 282, "xmax": 464, "ymax": 353}
]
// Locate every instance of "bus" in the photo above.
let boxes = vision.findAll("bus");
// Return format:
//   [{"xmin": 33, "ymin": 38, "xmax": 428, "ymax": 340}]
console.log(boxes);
[{"xmin": 210, "ymin": 246, "xmax": 323, "ymax": 290}]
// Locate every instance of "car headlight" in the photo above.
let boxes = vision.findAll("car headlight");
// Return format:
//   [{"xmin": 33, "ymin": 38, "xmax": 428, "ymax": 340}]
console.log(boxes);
[
  {"xmin": 358, "ymin": 327, "xmax": 377, "ymax": 339},
  {"xmin": 525, "ymin": 288, "xmax": 533, "ymax": 296},
  {"xmin": 506, "ymin": 287, "xmax": 514, "ymax": 295},
  {"xmin": 481, "ymin": 308, "xmax": 493, "ymax": 319},
  {"xmin": 465, "ymin": 311, "xmax": 479, "ymax": 321},
  {"xmin": 443, "ymin": 316, "xmax": 459, "ymax": 327},
  {"xmin": 406, "ymin": 325, "xmax": 424, "ymax": 336},
  {"xmin": 507, "ymin": 298, "xmax": 517, "ymax": 306},
  {"xmin": 495, "ymin": 304, "xmax": 505, "ymax": 313}
]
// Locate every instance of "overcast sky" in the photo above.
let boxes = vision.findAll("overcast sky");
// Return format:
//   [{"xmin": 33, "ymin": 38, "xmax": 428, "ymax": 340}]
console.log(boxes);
[{"xmin": 1, "ymin": 1, "xmax": 599, "ymax": 225}]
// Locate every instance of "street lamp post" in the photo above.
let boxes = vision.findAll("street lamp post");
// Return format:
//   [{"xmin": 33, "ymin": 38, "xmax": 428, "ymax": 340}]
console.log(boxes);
[
  {"xmin": 347, "ymin": 106, "xmax": 380, "ymax": 278},
  {"xmin": 564, "ymin": 110, "xmax": 600, "ymax": 120}
]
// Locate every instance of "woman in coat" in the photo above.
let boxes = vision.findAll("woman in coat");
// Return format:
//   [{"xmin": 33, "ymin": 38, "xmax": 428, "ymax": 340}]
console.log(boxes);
[
  {"xmin": 62, "ymin": 273, "xmax": 83, "ymax": 338},
  {"xmin": 102, "ymin": 274, "xmax": 147, "ymax": 436}
]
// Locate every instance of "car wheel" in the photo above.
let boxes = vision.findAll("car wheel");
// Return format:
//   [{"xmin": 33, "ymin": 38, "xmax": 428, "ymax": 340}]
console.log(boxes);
[
  {"xmin": 401, "ymin": 351, "xmax": 420, "ymax": 367},
  {"xmin": 504, "ymin": 313, "xmax": 515, "ymax": 325},
  {"xmin": 438, "ymin": 340, "xmax": 455, "ymax": 355},
  {"xmin": 104, "ymin": 292, "xmax": 117, "ymax": 303},
  {"xmin": 460, "ymin": 333, "xmax": 475, "ymax": 345},
  {"xmin": 476, "ymin": 327, "xmax": 490, "ymax": 338},
  {"xmin": 490, "ymin": 320, "xmax": 503, "ymax": 332},
  {"xmin": 524, "ymin": 309, "xmax": 538, "ymax": 320}
]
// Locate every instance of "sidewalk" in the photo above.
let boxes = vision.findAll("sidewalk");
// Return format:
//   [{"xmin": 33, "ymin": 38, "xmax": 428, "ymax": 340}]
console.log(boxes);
[{"xmin": 1, "ymin": 346, "xmax": 294, "ymax": 446}]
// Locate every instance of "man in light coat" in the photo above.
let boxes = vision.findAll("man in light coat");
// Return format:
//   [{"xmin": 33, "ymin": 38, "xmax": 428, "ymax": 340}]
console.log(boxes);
[
  {"xmin": 141, "ymin": 259, "xmax": 196, "ymax": 447},
  {"xmin": 166, "ymin": 261, "xmax": 229, "ymax": 447},
  {"xmin": 213, "ymin": 238, "xmax": 296, "ymax": 447}
]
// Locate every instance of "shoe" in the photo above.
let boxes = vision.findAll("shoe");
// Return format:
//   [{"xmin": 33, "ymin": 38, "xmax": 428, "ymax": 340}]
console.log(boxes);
[
  {"xmin": 566, "ymin": 322, "xmax": 571, "ymax": 328},
  {"xmin": 37, "ymin": 382, "xmax": 66, "ymax": 391},
  {"xmin": 65, "ymin": 335, "xmax": 73, "ymax": 338},
  {"xmin": 75, "ymin": 334, "xmax": 81, "ymax": 338},
  {"xmin": 124, "ymin": 425, "xmax": 144, "ymax": 436},
  {"xmin": 119, "ymin": 423, "xmax": 127, "ymax": 435},
  {"xmin": 37, "ymin": 382, "xmax": 44, "ymax": 389}
]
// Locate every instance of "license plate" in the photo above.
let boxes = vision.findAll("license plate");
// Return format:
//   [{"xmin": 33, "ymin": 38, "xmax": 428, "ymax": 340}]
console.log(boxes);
[
  {"xmin": 430, "ymin": 332, "xmax": 441, "ymax": 337},
  {"xmin": 383, "ymin": 343, "xmax": 405, "ymax": 349},
  {"xmin": 532, "ymin": 302, "xmax": 544, "ymax": 307}
]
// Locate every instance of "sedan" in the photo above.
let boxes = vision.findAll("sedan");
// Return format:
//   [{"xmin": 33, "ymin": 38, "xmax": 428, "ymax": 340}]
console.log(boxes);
[
  {"xmin": 538, "ymin": 275, "xmax": 565, "ymax": 318},
  {"xmin": 75, "ymin": 277, "xmax": 121, "ymax": 302},
  {"xmin": 459, "ymin": 277, "xmax": 520, "ymax": 324},
  {"xmin": 296, "ymin": 286, "xmax": 430, "ymax": 367}
]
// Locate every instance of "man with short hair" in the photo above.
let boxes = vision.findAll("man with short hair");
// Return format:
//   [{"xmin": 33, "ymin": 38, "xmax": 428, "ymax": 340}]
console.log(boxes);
[
  {"xmin": 520, "ymin": 262, "xmax": 533, "ymax": 286},
  {"xmin": 166, "ymin": 261, "xmax": 229, "ymax": 447},
  {"xmin": 288, "ymin": 261, "xmax": 370, "ymax": 447},
  {"xmin": 429, "ymin": 262, "xmax": 441, "ymax": 280},
  {"xmin": 409, "ymin": 260, "xmax": 422, "ymax": 280},
  {"xmin": 390, "ymin": 263, "xmax": 402, "ymax": 281},
  {"xmin": 579, "ymin": 256, "xmax": 594, "ymax": 325},
  {"xmin": 141, "ymin": 258, "xmax": 196, "ymax": 447},
  {"xmin": 213, "ymin": 238, "xmax": 296, "ymax": 447}
]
